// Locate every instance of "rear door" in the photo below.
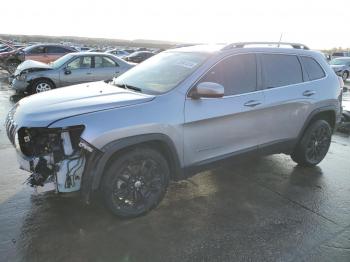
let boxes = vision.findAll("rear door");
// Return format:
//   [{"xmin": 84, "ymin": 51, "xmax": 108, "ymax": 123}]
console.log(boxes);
[
  {"xmin": 46, "ymin": 46, "xmax": 72, "ymax": 63},
  {"xmin": 92, "ymin": 55, "xmax": 120, "ymax": 81},
  {"xmin": 184, "ymin": 53, "xmax": 265, "ymax": 166},
  {"xmin": 59, "ymin": 56, "xmax": 94, "ymax": 86},
  {"xmin": 257, "ymin": 53, "xmax": 319, "ymax": 148}
]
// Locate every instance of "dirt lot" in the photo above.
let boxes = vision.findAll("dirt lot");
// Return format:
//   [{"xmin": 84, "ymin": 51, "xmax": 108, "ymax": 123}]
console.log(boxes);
[{"xmin": 0, "ymin": 70, "xmax": 349, "ymax": 262}]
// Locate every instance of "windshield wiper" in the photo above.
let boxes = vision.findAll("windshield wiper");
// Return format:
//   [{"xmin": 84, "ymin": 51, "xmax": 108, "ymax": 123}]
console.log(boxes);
[{"xmin": 115, "ymin": 82, "xmax": 142, "ymax": 93}]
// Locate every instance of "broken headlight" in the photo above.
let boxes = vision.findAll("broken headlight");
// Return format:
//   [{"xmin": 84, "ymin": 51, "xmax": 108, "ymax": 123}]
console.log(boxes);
[
  {"xmin": 16, "ymin": 73, "xmax": 27, "ymax": 81},
  {"xmin": 18, "ymin": 125, "xmax": 85, "ymax": 160}
]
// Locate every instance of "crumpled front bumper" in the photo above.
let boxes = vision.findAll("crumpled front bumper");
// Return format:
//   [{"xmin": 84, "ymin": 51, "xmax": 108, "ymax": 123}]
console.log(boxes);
[{"xmin": 11, "ymin": 78, "xmax": 29, "ymax": 91}]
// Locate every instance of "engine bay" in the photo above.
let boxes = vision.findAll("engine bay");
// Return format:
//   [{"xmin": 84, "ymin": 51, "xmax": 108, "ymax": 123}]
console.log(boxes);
[{"xmin": 17, "ymin": 125, "xmax": 87, "ymax": 192}]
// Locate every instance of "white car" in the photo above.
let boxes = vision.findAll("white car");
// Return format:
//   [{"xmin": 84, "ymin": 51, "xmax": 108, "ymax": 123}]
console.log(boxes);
[{"xmin": 105, "ymin": 49, "xmax": 130, "ymax": 58}]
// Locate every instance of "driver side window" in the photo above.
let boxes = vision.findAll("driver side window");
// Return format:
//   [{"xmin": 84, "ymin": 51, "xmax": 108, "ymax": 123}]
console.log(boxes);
[
  {"xmin": 199, "ymin": 54, "xmax": 257, "ymax": 96},
  {"xmin": 67, "ymin": 56, "xmax": 92, "ymax": 70}
]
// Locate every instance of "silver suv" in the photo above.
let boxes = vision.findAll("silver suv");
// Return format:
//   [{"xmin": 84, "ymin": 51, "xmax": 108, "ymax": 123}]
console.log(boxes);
[{"xmin": 5, "ymin": 42, "xmax": 343, "ymax": 217}]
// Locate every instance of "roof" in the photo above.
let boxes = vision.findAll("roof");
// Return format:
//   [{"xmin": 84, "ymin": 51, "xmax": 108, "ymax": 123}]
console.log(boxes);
[
  {"xmin": 168, "ymin": 42, "xmax": 313, "ymax": 55},
  {"xmin": 169, "ymin": 44, "xmax": 225, "ymax": 53},
  {"xmin": 71, "ymin": 52, "xmax": 114, "ymax": 56}
]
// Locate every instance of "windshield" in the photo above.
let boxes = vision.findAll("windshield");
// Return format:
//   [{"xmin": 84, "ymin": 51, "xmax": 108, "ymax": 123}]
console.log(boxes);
[
  {"xmin": 330, "ymin": 58, "xmax": 350, "ymax": 65},
  {"xmin": 50, "ymin": 54, "xmax": 74, "ymax": 68},
  {"xmin": 113, "ymin": 51, "xmax": 210, "ymax": 94}
]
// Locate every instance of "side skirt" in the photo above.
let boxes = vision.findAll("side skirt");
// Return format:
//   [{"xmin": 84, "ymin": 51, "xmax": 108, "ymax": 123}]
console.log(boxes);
[{"xmin": 182, "ymin": 138, "xmax": 297, "ymax": 179}]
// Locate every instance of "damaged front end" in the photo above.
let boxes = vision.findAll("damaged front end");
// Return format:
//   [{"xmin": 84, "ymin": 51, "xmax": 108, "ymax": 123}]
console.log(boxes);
[{"xmin": 6, "ymin": 116, "xmax": 90, "ymax": 192}]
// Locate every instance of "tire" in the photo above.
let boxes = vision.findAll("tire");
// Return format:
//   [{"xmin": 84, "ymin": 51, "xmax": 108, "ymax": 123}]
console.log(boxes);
[
  {"xmin": 30, "ymin": 79, "xmax": 54, "ymax": 94},
  {"xmin": 101, "ymin": 147, "xmax": 170, "ymax": 218},
  {"xmin": 291, "ymin": 120, "xmax": 332, "ymax": 167},
  {"xmin": 6, "ymin": 60, "xmax": 20, "ymax": 74},
  {"xmin": 342, "ymin": 71, "xmax": 349, "ymax": 81}
]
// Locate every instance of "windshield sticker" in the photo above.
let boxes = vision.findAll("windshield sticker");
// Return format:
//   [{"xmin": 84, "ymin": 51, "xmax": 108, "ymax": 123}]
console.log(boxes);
[{"xmin": 175, "ymin": 60, "xmax": 198, "ymax": 69}]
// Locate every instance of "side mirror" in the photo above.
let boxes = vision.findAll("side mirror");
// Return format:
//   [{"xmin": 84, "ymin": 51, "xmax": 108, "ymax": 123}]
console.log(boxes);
[
  {"xmin": 64, "ymin": 67, "xmax": 71, "ymax": 75},
  {"xmin": 189, "ymin": 82, "xmax": 224, "ymax": 99}
]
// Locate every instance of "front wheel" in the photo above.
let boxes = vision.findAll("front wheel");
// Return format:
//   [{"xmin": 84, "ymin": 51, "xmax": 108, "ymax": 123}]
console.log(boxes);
[
  {"xmin": 101, "ymin": 147, "xmax": 170, "ymax": 218},
  {"xmin": 30, "ymin": 79, "xmax": 54, "ymax": 94},
  {"xmin": 291, "ymin": 120, "xmax": 332, "ymax": 167}
]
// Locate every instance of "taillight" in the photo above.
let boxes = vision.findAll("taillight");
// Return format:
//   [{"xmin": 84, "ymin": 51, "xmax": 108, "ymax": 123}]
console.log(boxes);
[
  {"xmin": 338, "ymin": 76, "xmax": 344, "ymax": 89},
  {"xmin": 338, "ymin": 76, "xmax": 343, "ymax": 111}
]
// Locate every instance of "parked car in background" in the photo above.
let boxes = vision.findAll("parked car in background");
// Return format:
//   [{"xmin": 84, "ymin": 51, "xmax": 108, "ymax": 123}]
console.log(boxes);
[
  {"xmin": 329, "ymin": 57, "xmax": 350, "ymax": 81},
  {"xmin": 80, "ymin": 47, "xmax": 92, "ymax": 52},
  {"xmin": 331, "ymin": 51, "xmax": 350, "ymax": 58},
  {"xmin": 123, "ymin": 49, "xmax": 135, "ymax": 54},
  {"xmin": 88, "ymin": 48, "xmax": 105, "ymax": 53},
  {"xmin": 339, "ymin": 100, "xmax": 350, "ymax": 132},
  {"xmin": 105, "ymin": 49, "xmax": 130, "ymax": 58},
  {"xmin": 0, "ymin": 40, "xmax": 23, "ymax": 73},
  {"xmin": 3, "ymin": 44, "xmax": 77, "ymax": 74},
  {"xmin": 11, "ymin": 52, "xmax": 134, "ymax": 94},
  {"xmin": 123, "ymin": 51, "xmax": 154, "ymax": 63}
]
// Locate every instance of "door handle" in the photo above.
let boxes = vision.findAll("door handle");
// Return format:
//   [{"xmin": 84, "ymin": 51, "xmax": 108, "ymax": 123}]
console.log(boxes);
[
  {"xmin": 115, "ymin": 71, "xmax": 120, "ymax": 74},
  {"xmin": 86, "ymin": 72, "xmax": 92, "ymax": 75},
  {"xmin": 244, "ymin": 100, "xmax": 261, "ymax": 107},
  {"xmin": 303, "ymin": 90, "xmax": 316, "ymax": 97}
]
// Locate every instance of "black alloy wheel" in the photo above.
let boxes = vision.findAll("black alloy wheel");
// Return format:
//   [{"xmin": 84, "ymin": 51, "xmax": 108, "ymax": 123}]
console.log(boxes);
[
  {"xmin": 102, "ymin": 148, "xmax": 169, "ymax": 218},
  {"xmin": 291, "ymin": 120, "xmax": 332, "ymax": 166}
]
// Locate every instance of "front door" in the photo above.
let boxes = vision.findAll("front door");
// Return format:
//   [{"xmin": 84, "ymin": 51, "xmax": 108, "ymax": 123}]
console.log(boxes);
[
  {"xmin": 184, "ymin": 53, "xmax": 264, "ymax": 167},
  {"xmin": 25, "ymin": 45, "xmax": 47, "ymax": 63},
  {"xmin": 59, "ymin": 56, "xmax": 94, "ymax": 86}
]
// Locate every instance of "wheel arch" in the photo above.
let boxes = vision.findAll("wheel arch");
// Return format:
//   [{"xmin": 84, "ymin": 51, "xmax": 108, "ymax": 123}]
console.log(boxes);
[
  {"xmin": 29, "ymin": 77, "xmax": 56, "ymax": 89},
  {"xmin": 81, "ymin": 133, "xmax": 183, "ymax": 201},
  {"xmin": 297, "ymin": 106, "xmax": 337, "ymax": 142}
]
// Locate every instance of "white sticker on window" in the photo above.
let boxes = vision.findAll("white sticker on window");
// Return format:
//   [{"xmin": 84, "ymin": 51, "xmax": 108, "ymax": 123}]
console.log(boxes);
[{"xmin": 175, "ymin": 60, "xmax": 198, "ymax": 68}]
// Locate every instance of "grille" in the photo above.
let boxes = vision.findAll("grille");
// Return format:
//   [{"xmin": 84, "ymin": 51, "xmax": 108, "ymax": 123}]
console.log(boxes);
[{"xmin": 5, "ymin": 107, "xmax": 18, "ymax": 146}]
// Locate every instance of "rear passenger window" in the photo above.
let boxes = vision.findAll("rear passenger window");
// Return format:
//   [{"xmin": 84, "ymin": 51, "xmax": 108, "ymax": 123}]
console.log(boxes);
[
  {"xmin": 47, "ymin": 46, "xmax": 71, "ymax": 54},
  {"xmin": 199, "ymin": 54, "xmax": 257, "ymax": 96},
  {"xmin": 95, "ymin": 56, "xmax": 117, "ymax": 68},
  {"xmin": 261, "ymin": 54, "xmax": 303, "ymax": 88},
  {"xmin": 300, "ymin": 56, "xmax": 325, "ymax": 81}
]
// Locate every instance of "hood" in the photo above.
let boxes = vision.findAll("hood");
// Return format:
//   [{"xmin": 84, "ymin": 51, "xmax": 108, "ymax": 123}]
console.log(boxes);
[
  {"xmin": 11, "ymin": 81, "xmax": 155, "ymax": 127},
  {"xmin": 14, "ymin": 60, "xmax": 52, "ymax": 76},
  {"xmin": 330, "ymin": 65, "xmax": 346, "ymax": 71}
]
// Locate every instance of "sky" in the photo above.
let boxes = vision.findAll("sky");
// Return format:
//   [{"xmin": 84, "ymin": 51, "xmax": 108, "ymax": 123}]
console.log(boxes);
[{"xmin": 1, "ymin": 0, "xmax": 349, "ymax": 49}]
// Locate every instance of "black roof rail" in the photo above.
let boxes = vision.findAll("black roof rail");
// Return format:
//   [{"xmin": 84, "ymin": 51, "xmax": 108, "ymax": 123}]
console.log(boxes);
[{"xmin": 222, "ymin": 42, "xmax": 310, "ymax": 50}]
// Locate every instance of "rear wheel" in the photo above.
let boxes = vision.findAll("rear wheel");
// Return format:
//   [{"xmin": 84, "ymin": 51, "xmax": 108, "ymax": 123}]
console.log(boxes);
[
  {"xmin": 291, "ymin": 120, "xmax": 332, "ymax": 167},
  {"xmin": 101, "ymin": 147, "xmax": 170, "ymax": 218}
]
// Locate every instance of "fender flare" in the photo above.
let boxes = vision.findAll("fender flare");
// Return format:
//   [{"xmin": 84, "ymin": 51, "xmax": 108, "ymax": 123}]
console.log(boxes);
[
  {"xmin": 296, "ymin": 105, "xmax": 338, "ymax": 142},
  {"xmin": 81, "ymin": 133, "xmax": 183, "ymax": 202}
]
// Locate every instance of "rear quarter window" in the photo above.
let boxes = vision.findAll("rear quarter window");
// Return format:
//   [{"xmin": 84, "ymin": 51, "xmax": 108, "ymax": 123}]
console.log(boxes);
[{"xmin": 300, "ymin": 56, "xmax": 325, "ymax": 81}]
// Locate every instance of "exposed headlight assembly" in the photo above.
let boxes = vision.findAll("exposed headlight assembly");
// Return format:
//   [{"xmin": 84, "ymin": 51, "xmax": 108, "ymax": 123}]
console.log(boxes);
[{"xmin": 16, "ymin": 73, "xmax": 27, "ymax": 81}]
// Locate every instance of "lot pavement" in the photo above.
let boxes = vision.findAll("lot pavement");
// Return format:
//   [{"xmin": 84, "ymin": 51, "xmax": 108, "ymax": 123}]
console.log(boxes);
[{"xmin": 0, "ymin": 70, "xmax": 349, "ymax": 262}]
